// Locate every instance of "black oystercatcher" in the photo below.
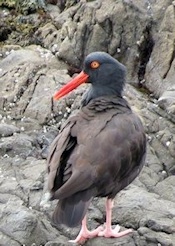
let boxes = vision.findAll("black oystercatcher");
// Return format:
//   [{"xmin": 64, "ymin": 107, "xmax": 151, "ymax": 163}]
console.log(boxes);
[{"xmin": 47, "ymin": 52, "xmax": 146, "ymax": 244}]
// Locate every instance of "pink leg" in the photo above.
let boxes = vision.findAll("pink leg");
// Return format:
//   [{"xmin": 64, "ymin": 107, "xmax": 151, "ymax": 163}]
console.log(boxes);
[
  {"xmin": 98, "ymin": 198, "xmax": 132, "ymax": 237},
  {"xmin": 69, "ymin": 215, "xmax": 103, "ymax": 244}
]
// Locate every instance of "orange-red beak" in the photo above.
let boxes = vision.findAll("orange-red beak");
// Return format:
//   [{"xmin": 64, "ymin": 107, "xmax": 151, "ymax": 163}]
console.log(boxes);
[{"xmin": 53, "ymin": 71, "xmax": 89, "ymax": 100}]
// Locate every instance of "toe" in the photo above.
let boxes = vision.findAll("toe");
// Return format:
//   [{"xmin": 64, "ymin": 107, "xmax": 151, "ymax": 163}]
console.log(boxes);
[
  {"xmin": 69, "ymin": 225, "xmax": 104, "ymax": 244},
  {"xmin": 98, "ymin": 226, "xmax": 132, "ymax": 238},
  {"xmin": 69, "ymin": 236, "xmax": 86, "ymax": 244}
]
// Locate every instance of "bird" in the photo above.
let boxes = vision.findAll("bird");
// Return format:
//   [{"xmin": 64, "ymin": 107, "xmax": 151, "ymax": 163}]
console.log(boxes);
[{"xmin": 47, "ymin": 51, "xmax": 146, "ymax": 244}]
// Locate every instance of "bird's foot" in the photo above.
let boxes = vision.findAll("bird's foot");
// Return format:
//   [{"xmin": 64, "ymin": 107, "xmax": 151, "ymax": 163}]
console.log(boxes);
[
  {"xmin": 98, "ymin": 224, "xmax": 132, "ymax": 238},
  {"xmin": 69, "ymin": 225, "xmax": 104, "ymax": 244}
]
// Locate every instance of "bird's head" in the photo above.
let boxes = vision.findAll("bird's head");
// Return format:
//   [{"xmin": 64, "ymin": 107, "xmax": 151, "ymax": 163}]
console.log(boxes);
[{"xmin": 53, "ymin": 52, "xmax": 126, "ymax": 100}]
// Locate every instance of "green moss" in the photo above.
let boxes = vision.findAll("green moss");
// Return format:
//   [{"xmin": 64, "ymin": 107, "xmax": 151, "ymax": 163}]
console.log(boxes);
[
  {"xmin": 65, "ymin": 0, "xmax": 81, "ymax": 9},
  {"xmin": 0, "ymin": 0, "xmax": 17, "ymax": 8},
  {"xmin": 0, "ymin": 12, "xmax": 45, "ymax": 46},
  {"xmin": 15, "ymin": 0, "xmax": 46, "ymax": 15},
  {"xmin": 0, "ymin": 0, "xmax": 46, "ymax": 14},
  {"xmin": 0, "ymin": 0, "xmax": 50, "ymax": 45}
]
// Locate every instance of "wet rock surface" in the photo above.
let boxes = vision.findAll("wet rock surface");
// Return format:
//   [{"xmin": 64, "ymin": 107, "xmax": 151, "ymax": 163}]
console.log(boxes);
[{"xmin": 0, "ymin": 0, "xmax": 175, "ymax": 245}]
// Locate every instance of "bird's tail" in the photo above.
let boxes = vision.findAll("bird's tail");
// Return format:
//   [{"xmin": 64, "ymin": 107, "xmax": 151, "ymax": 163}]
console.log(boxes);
[{"xmin": 52, "ymin": 192, "xmax": 92, "ymax": 227}]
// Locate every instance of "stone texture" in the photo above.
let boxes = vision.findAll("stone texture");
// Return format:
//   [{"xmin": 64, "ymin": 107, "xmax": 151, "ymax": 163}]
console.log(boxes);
[
  {"xmin": 0, "ymin": 45, "xmax": 70, "ymax": 125},
  {"xmin": 36, "ymin": 0, "xmax": 152, "ymax": 84},
  {"xmin": 0, "ymin": 123, "xmax": 20, "ymax": 137},
  {"xmin": 1, "ymin": 0, "xmax": 175, "ymax": 245}
]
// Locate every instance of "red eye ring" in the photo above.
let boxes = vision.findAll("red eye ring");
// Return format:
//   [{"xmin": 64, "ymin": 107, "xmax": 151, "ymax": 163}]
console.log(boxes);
[{"xmin": 90, "ymin": 61, "xmax": 100, "ymax": 69}]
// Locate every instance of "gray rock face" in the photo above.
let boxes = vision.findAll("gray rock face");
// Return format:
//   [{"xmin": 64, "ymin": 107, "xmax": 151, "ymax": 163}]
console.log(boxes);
[
  {"xmin": 0, "ymin": 46, "xmax": 71, "ymax": 125},
  {"xmin": 0, "ymin": 0, "xmax": 175, "ymax": 245}
]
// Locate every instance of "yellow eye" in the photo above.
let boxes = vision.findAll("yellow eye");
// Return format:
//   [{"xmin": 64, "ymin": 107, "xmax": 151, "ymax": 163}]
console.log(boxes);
[{"xmin": 90, "ymin": 61, "xmax": 100, "ymax": 69}]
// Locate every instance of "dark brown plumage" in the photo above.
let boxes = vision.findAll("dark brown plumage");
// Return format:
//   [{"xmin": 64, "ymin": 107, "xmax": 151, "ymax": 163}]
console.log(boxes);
[{"xmin": 47, "ymin": 52, "xmax": 146, "ymax": 243}]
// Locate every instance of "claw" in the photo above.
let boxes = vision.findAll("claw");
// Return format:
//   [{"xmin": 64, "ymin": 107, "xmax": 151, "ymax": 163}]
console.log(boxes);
[
  {"xmin": 98, "ymin": 225, "xmax": 132, "ymax": 238},
  {"xmin": 69, "ymin": 199, "xmax": 133, "ymax": 244},
  {"xmin": 69, "ymin": 216, "xmax": 104, "ymax": 244}
]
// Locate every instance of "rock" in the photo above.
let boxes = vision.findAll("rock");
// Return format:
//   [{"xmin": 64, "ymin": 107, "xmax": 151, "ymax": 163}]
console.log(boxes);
[
  {"xmin": 16, "ymin": 0, "xmax": 47, "ymax": 14},
  {"xmin": 0, "ymin": 156, "xmax": 66, "ymax": 244},
  {"xmin": 158, "ymin": 86, "xmax": 175, "ymax": 117},
  {"xmin": 0, "ymin": 123, "xmax": 20, "ymax": 137},
  {"xmin": 154, "ymin": 176, "xmax": 175, "ymax": 203},
  {"xmin": 86, "ymin": 234, "xmax": 136, "ymax": 246},
  {"xmin": 1, "ymin": 1, "xmax": 175, "ymax": 245},
  {"xmin": 0, "ymin": 23, "xmax": 12, "ymax": 42},
  {"xmin": 36, "ymin": 0, "xmax": 152, "ymax": 84},
  {"xmin": 45, "ymin": 240, "xmax": 70, "ymax": 246},
  {"xmin": 112, "ymin": 184, "xmax": 175, "ymax": 245},
  {"xmin": 144, "ymin": 2, "xmax": 175, "ymax": 118},
  {"xmin": 0, "ymin": 45, "xmax": 70, "ymax": 125},
  {"xmin": 0, "ymin": 0, "xmax": 16, "ymax": 8},
  {"xmin": 138, "ymin": 227, "xmax": 175, "ymax": 246},
  {"xmin": 0, "ymin": 133, "xmax": 36, "ymax": 158},
  {"xmin": 0, "ymin": 44, "xmax": 22, "ymax": 58},
  {"xmin": 36, "ymin": 127, "xmax": 59, "ymax": 158},
  {"xmin": 0, "ymin": 199, "xmax": 63, "ymax": 245}
]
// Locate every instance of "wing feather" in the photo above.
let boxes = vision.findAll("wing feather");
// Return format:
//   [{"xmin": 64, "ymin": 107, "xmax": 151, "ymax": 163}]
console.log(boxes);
[
  {"xmin": 47, "ymin": 120, "xmax": 76, "ymax": 192},
  {"xmin": 47, "ymin": 96, "xmax": 146, "ymax": 227}
]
